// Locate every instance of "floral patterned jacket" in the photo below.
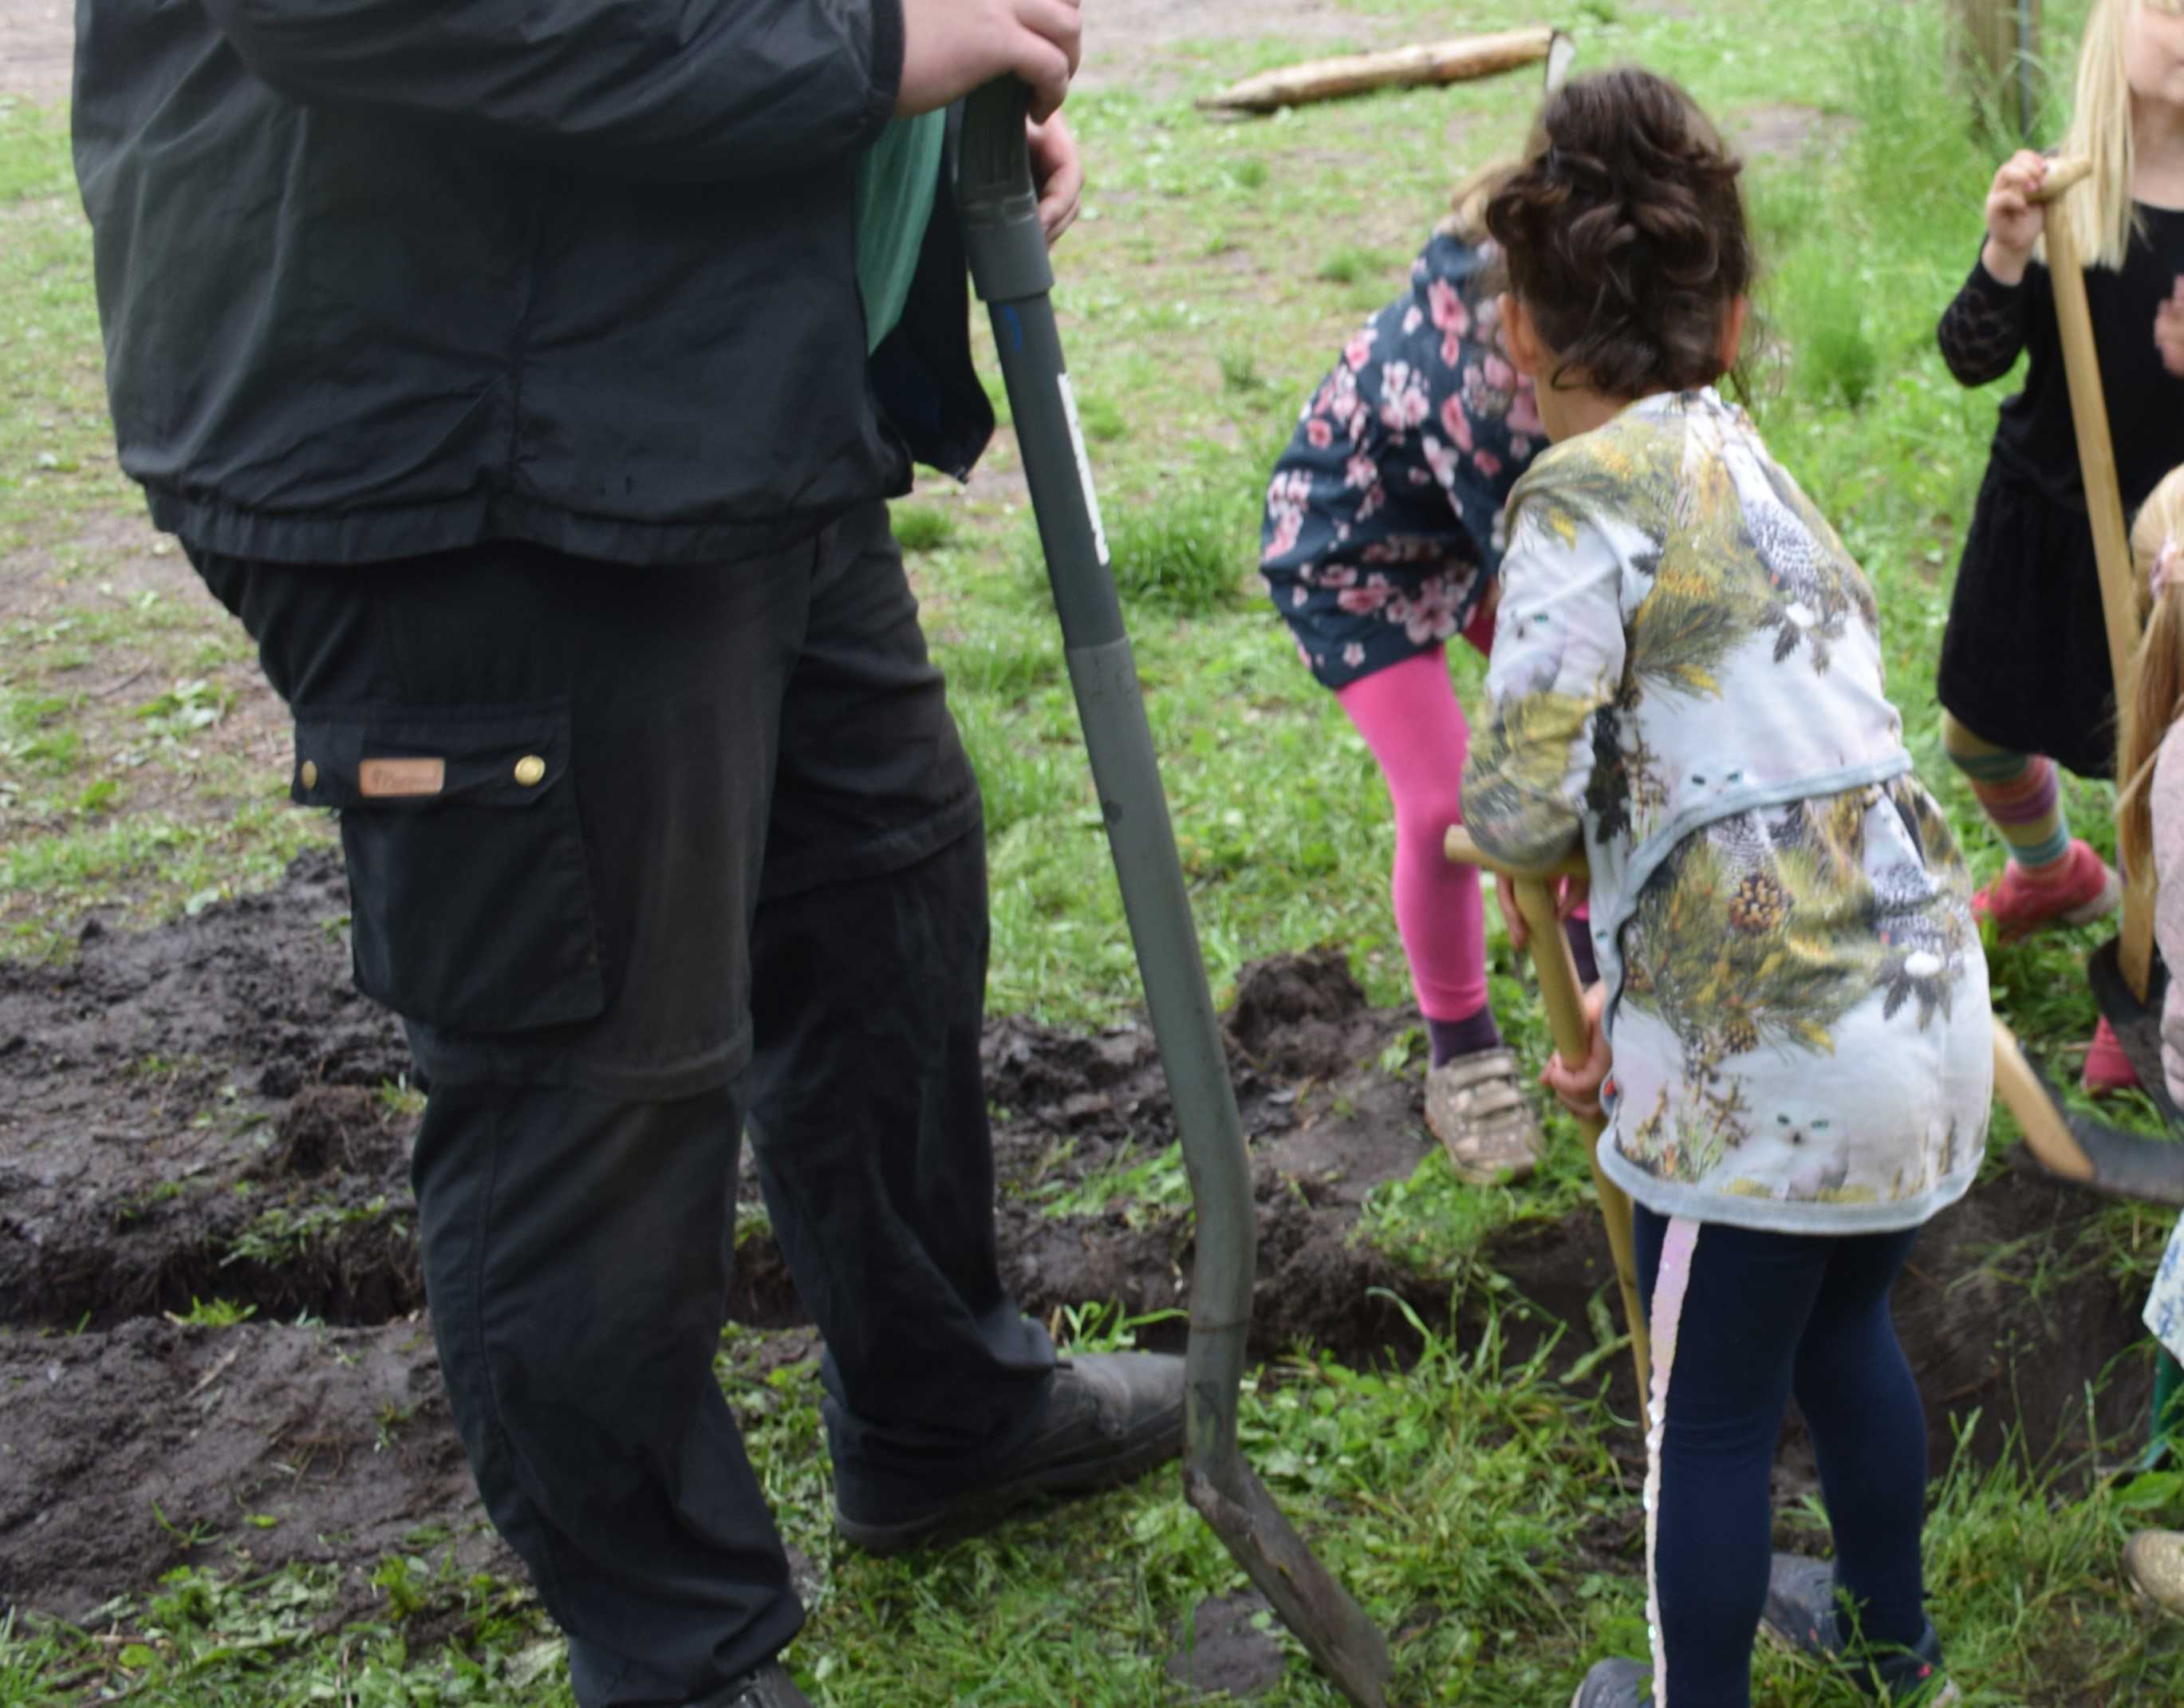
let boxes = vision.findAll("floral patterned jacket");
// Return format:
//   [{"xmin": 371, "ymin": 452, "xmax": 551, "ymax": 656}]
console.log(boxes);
[
  {"xmin": 1462, "ymin": 389, "xmax": 1993, "ymax": 1233},
  {"xmin": 1259, "ymin": 231, "xmax": 1543, "ymax": 688}
]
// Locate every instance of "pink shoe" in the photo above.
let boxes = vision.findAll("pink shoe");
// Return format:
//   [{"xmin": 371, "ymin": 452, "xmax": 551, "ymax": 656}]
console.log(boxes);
[
  {"xmin": 1971, "ymin": 840, "xmax": 2121, "ymax": 942},
  {"xmin": 2083, "ymin": 1015, "xmax": 2142, "ymax": 1096}
]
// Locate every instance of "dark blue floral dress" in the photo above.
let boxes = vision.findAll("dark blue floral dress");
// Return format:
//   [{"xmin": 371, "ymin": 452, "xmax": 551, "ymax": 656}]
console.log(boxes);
[{"xmin": 1262, "ymin": 231, "xmax": 1543, "ymax": 690}]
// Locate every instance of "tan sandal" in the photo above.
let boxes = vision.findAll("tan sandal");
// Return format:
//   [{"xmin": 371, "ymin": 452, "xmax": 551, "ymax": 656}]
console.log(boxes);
[
  {"xmin": 2127, "ymin": 1530, "xmax": 2184, "ymax": 1615},
  {"xmin": 1423, "ymin": 1047, "xmax": 1542, "ymax": 1183}
]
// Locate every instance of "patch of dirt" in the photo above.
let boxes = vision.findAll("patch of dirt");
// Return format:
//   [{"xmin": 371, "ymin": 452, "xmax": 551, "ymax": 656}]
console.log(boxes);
[
  {"xmin": 1167, "ymin": 1590, "xmax": 1286, "ymax": 1697},
  {"xmin": 1078, "ymin": 0, "xmax": 1399, "ymax": 97},
  {"xmin": 0, "ymin": 856, "xmax": 2162, "ymax": 1637},
  {"xmin": 1726, "ymin": 101, "xmax": 1855, "ymax": 163},
  {"xmin": 0, "ymin": 1316, "xmax": 502, "ymax": 1626},
  {"xmin": 0, "ymin": 0, "xmax": 69, "ymax": 105},
  {"xmin": 0, "ymin": 853, "xmax": 420, "ymax": 1331}
]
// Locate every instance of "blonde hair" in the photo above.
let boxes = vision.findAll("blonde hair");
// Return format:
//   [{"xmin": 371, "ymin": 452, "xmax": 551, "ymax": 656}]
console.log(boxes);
[
  {"xmin": 2117, "ymin": 463, "xmax": 2184, "ymax": 879},
  {"xmin": 2056, "ymin": 0, "xmax": 2184, "ymax": 269},
  {"xmin": 1437, "ymin": 156, "xmax": 1519, "ymax": 244}
]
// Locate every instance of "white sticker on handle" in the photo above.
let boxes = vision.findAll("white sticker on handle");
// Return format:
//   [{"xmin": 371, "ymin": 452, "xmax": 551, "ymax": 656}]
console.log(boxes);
[{"xmin": 1057, "ymin": 372, "xmax": 1112, "ymax": 567}]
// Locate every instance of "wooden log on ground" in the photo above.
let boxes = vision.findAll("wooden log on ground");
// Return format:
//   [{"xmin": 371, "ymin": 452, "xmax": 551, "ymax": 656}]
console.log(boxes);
[{"xmin": 1198, "ymin": 26, "xmax": 1561, "ymax": 116}]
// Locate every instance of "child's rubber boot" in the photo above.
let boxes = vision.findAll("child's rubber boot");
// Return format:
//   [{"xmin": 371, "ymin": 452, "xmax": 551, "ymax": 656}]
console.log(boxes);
[
  {"xmin": 1760, "ymin": 1553, "xmax": 1960, "ymax": 1705},
  {"xmin": 2126, "ymin": 1531, "xmax": 2184, "ymax": 1614},
  {"xmin": 1971, "ymin": 840, "xmax": 2120, "ymax": 942},
  {"xmin": 1568, "ymin": 1658, "xmax": 1649, "ymax": 1707},
  {"xmin": 2082, "ymin": 1014, "xmax": 2143, "ymax": 1096}
]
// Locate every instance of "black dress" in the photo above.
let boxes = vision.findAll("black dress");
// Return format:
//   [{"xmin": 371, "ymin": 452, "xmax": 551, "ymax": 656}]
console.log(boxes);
[{"xmin": 1935, "ymin": 203, "xmax": 2184, "ymax": 779}]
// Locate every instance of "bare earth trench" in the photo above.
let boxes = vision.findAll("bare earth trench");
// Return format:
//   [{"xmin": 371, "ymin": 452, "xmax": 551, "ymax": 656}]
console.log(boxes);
[
  {"xmin": 0, "ymin": 852, "xmax": 2152, "ymax": 1663},
  {"xmin": 0, "ymin": 0, "xmax": 2103, "ymax": 1690}
]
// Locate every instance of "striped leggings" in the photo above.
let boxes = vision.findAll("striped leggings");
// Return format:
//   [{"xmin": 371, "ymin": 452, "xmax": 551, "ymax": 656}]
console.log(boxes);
[
  {"xmin": 1634, "ymin": 1209, "xmax": 1931, "ymax": 1706},
  {"xmin": 1941, "ymin": 712, "xmax": 2069, "ymax": 873}
]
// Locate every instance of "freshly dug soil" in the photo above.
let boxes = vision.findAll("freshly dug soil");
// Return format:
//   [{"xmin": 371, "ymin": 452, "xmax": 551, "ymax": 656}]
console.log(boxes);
[{"xmin": 0, "ymin": 857, "xmax": 2159, "ymax": 1633}]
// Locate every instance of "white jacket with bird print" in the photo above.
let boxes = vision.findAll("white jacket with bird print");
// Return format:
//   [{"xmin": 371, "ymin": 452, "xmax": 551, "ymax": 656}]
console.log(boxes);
[{"xmin": 1463, "ymin": 389, "xmax": 1993, "ymax": 1234}]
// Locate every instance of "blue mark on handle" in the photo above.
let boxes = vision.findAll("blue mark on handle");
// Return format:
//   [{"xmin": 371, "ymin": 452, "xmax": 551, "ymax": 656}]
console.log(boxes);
[{"xmin": 999, "ymin": 304, "xmax": 1024, "ymax": 354}]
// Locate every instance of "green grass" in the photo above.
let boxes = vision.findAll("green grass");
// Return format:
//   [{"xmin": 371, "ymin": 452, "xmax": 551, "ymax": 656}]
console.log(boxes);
[
  {"xmin": 7, "ymin": 0, "xmax": 2184, "ymax": 1702},
  {"xmin": 889, "ymin": 500, "xmax": 959, "ymax": 554}
]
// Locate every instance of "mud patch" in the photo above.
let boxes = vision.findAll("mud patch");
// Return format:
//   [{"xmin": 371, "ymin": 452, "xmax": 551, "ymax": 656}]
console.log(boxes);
[
  {"xmin": 1168, "ymin": 1590, "xmax": 1286, "ymax": 1697},
  {"xmin": 0, "ymin": 852, "xmax": 420, "ymax": 1330},
  {"xmin": 0, "ymin": 857, "xmax": 2162, "ymax": 1630},
  {"xmin": 0, "ymin": 1316, "xmax": 499, "ymax": 1626}
]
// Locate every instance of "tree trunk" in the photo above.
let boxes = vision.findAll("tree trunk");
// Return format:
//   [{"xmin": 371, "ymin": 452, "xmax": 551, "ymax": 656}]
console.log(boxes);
[{"xmin": 1951, "ymin": 0, "xmax": 2039, "ymax": 134}]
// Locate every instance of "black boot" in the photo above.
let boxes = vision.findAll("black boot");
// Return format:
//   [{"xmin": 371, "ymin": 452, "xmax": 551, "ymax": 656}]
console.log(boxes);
[
  {"xmin": 704, "ymin": 1661, "xmax": 812, "ymax": 1707},
  {"xmin": 833, "ymin": 1351, "xmax": 1185, "ymax": 1554}
]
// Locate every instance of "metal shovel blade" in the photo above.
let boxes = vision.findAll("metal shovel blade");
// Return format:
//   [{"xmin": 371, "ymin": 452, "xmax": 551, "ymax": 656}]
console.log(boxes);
[
  {"xmin": 2087, "ymin": 935, "xmax": 2184, "ymax": 1129},
  {"xmin": 1994, "ymin": 1019, "xmax": 2184, "ymax": 1206},
  {"xmin": 2062, "ymin": 1109, "xmax": 2184, "ymax": 1205},
  {"xmin": 1188, "ymin": 1464, "xmax": 1390, "ymax": 1707},
  {"xmin": 954, "ymin": 79, "xmax": 1392, "ymax": 1708}
]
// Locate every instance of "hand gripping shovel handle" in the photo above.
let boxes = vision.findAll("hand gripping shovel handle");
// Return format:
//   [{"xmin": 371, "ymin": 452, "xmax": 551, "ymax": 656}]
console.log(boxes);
[
  {"xmin": 954, "ymin": 81, "xmax": 1391, "ymax": 1708},
  {"xmin": 1443, "ymin": 830, "xmax": 1651, "ymax": 1400}
]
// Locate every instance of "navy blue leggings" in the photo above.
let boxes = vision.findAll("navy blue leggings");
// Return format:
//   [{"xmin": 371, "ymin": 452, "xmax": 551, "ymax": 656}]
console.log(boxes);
[{"xmin": 1634, "ymin": 1207, "xmax": 1930, "ymax": 1707}]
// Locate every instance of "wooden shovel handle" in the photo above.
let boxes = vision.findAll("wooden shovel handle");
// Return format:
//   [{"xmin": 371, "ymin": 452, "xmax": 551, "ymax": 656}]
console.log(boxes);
[
  {"xmin": 1444, "ymin": 825, "xmax": 1652, "ymax": 1400},
  {"xmin": 2024, "ymin": 155, "xmax": 2156, "ymax": 999},
  {"xmin": 2026, "ymin": 155, "xmax": 2093, "ymax": 203}
]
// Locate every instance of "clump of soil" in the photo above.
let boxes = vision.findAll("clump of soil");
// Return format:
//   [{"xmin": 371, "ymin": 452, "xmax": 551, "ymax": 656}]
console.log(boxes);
[{"xmin": 0, "ymin": 854, "xmax": 2162, "ymax": 1639}]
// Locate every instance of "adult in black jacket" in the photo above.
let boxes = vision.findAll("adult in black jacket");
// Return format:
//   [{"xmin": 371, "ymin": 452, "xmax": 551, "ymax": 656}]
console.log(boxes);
[{"xmin": 74, "ymin": 5, "xmax": 1183, "ymax": 1705}]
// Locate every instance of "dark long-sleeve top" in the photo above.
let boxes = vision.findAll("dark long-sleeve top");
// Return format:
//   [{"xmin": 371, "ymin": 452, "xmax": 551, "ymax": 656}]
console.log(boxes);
[{"xmin": 1936, "ymin": 204, "xmax": 2184, "ymax": 514}]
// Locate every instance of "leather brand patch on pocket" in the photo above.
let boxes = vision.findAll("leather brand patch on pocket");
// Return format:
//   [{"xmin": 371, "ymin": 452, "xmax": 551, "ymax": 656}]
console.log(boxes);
[{"xmin": 358, "ymin": 757, "xmax": 447, "ymax": 799}]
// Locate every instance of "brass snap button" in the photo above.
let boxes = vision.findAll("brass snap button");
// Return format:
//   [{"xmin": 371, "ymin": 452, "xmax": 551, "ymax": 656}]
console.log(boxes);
[
  {"xmin": 299, "ymin": 760, "xmax": 318, "ymax": 791},
  {"xmin": 513, "ymin": 755, "xmax": 546, "ymax": 787}
]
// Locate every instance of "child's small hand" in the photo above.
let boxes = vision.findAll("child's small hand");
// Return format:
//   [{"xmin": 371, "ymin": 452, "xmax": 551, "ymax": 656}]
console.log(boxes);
[
  {"xmin": 2158, "ymin": 277, "xmax": 2184, "ymax": 380},
  {"xmin": 1494, "ymin": 870, "xmax": 1589, "ymax": 954},
  {"xmin": 1540, "ymin": 981, "xmax": 1610, "ymax": 1120},
  {"xmin": 1983, "ymin": 150, "xmax": 2048, "ymax": 283}
]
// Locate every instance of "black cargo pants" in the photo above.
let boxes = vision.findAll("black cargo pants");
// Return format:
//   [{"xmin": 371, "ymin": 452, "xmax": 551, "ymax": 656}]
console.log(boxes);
[{"xmin": 191, "ymin": 503, "xmax": 1056, "ymax": 1706}]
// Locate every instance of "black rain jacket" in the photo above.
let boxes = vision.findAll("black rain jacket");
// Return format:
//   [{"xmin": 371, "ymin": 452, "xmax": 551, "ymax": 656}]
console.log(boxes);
[{"xmin": 72, "ymin": 0, "xmax": 995, "ymax": 566}]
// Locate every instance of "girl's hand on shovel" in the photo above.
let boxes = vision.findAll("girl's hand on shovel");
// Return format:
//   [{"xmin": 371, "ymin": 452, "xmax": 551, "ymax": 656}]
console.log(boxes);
[
  {"xmin": 1540, "ymin": 981, "xmax": 1610, "ymax": 1121},
  {"xmin": 1027, "ymin": 112, "xmax": 1083, "ymax": 247},
  {"xmin": 1981, "ymin": 149, "xmax": 2048, "ymax": 286},
  {"xmin": 2158, "ymin": 276, "xmax": 2184, "ymax": 379},
  {"xmin": 1492, "ymin": 870, "xmax": 1590, "ymax": 953}
]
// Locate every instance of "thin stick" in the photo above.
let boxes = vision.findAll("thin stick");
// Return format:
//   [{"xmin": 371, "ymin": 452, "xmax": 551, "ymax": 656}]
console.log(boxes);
[
  {"xmin": 1445, "ymin": 829, "xmax": 1650, "ymax": 1399},
  {"xmin": 1197, "ymin": 27, "xmax": 1559, "ymax": 115},
  {"xmin": 2032, "ymin": 156, "xmax": 2156, "ymax": 997}
]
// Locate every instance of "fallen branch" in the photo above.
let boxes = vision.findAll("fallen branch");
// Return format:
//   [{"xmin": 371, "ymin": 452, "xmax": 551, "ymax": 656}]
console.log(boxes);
[{"xmin": 1198, "ymin": 26, "xmax": 1563, "ymax": 115}]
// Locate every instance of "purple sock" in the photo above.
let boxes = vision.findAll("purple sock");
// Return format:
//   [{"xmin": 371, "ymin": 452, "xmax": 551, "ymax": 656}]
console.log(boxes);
[
  {"xmin": 1427, "ymin": 1008, "xmax": 1501, "ymax": 1068},
  {"xmin": 1567, "ymin": 917, "xmax": 1600, "ymax": 988}
]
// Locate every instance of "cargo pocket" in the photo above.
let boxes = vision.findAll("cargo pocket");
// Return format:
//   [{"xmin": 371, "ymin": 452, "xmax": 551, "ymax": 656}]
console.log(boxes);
[{"xmin": 292, "ymin": 704, "xmax": 606, "ymax": 1034}]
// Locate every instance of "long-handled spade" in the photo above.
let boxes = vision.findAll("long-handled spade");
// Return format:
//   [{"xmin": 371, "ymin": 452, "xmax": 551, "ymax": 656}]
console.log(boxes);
[
  {"xmin": 954, "ymin": 81, "xmax": 1392, "ymax": 1708},
  {"xmin": 1442, "ymin": 830, "xmax": 1650, "ymax": 1398},
  {"xmin": 1980, "ymin": 157, "xmax": 2184, "ymax": 1201}
]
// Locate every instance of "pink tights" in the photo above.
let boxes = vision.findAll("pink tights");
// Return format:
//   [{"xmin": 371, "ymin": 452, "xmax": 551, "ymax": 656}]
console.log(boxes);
[{"xmin": 1334, "ymin": 648, "xmax": 1488, "ymax": 1025}]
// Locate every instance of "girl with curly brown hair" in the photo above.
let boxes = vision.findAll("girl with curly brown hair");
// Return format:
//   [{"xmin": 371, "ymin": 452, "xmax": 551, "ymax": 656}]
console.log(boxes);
[{"xmin": 1461, "ymin": 68, "xmax": 1985, "ymax": 1708}]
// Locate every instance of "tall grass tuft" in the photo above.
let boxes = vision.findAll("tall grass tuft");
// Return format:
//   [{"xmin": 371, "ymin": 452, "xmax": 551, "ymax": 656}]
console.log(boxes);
[{"xmin": 1021, "ymin": 470, "xmax": 1259, "ymax": 616}]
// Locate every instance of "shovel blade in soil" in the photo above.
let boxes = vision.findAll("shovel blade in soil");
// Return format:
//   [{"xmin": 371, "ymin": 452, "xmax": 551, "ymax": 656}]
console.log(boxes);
[
  {"xmin": 2062, "ymin": 1110, "xmax": 2184, "ymax": 1205},
  {"xmin": 2088, "ymin": 935, "xmax": 2184, "ymax": 1130},
  {"xmin": 1186, "ymin": 1463, "xmax": 1391, "ymax": 1708}
]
